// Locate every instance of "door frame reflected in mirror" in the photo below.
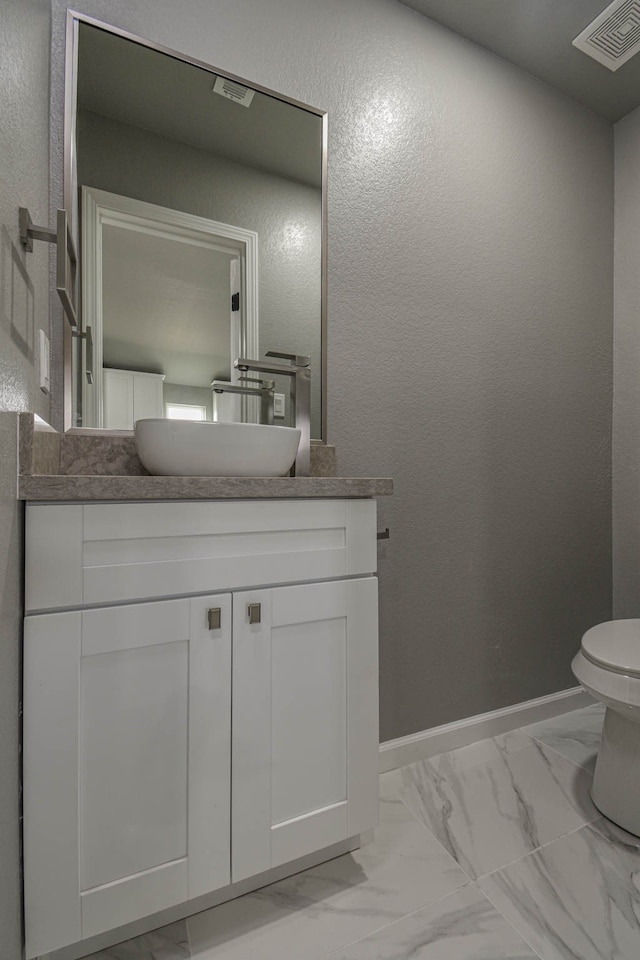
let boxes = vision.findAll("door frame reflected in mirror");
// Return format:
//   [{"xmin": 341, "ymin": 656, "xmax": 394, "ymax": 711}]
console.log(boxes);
[
  {"xmin": 80, "ymin": 186, "xmax": 258, "ymax": 429},
  {"xmin": 63, "ymin": 10, "xmax": 328, "ymax": 440}
]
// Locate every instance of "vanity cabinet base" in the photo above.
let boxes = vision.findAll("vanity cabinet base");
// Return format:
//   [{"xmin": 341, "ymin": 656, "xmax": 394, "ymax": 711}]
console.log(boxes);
[
  {"xmin": 23, "ymin": 500, "xmax": 379, "ymax": 959},
  {"xmin": 33, "ymin": 835, "xmax": 361, "ymax": 960}
]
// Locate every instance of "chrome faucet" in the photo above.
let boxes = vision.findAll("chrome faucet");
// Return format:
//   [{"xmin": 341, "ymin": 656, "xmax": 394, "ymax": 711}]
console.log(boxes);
[
  {"xmin": 211, "ymin": 377, "xmax": 275, "ymax": 425},
  {"xmin": 234, "ymin": 351, "xmax": 311, "ymax": 476}
]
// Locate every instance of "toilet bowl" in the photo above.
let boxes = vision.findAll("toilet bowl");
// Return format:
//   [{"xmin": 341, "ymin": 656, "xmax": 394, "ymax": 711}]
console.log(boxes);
[{"xmin": 572, "ymin": 619, "xmax": 640, "ymax": 837}]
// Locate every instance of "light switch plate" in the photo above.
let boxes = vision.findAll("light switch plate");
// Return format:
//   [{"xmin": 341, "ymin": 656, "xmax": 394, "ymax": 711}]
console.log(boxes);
[
  {"xmin": 274, "ymin": 393, "xmax": 285, "ymax": 419},
  {"xmin": 39, "ymin": 329, "xmax": 50, "ymax": 394}
]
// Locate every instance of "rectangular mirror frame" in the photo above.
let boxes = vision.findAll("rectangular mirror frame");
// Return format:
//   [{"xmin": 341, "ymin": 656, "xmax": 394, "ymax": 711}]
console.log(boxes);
[{"xmin": 63, "ymin": 9, "xmax": 328, "ymax": 441}]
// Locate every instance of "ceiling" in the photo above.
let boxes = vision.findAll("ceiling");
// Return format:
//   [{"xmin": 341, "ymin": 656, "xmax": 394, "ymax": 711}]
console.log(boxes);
[
  {"xmin": 398, "ymin": 0, "xmax": 640, "ymax": 122},
  {"xmin": 78, "ymin": 22, "xmax": 323, "ymax": 189}
]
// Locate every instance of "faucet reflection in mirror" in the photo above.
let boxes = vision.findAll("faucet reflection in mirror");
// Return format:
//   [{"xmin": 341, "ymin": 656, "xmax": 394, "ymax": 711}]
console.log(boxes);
[
  {"xmin": 234, "ymin": 352, "xmax": 311, "ymax": 476},
  {"xmin": 66, "ymin": 15, "xmax": 327, "ymax": 439},
  {"xmin": 212, "ymin": 377, "xmax": 275, "ymax": 425}
]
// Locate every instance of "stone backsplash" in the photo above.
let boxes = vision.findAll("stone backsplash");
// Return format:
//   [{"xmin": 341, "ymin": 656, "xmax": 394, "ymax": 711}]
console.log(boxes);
[{"xmin": 21, "ymin": 417, "xmax": 337, "ymax": 478}]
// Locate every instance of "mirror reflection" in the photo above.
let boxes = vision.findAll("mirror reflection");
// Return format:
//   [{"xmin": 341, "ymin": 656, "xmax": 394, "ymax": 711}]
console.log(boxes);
[{"xmin": 72, "ymin": 21, "xmax": 324, "ymax": 436}]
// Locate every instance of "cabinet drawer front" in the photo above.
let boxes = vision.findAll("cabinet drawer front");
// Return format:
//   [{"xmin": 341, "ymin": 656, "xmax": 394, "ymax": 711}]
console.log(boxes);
[{"xmin": 25, "ymin": 499, "xmax": 377, "ymax": 610}]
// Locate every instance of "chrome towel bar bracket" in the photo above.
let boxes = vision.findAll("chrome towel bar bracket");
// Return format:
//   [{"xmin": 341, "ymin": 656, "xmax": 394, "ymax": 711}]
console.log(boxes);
[{"xmin": 19, "ymin": 207, "xmax": 78, "ymax": 329}]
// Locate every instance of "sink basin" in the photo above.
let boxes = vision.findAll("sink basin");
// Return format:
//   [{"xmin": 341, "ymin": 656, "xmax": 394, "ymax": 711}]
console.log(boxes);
[{"xmin": 134, "ymin": 419, "xmax": 301, "ymax": 477}]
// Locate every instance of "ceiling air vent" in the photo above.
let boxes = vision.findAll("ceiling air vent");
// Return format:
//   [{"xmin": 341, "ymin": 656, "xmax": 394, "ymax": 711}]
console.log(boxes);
[
  {"xmin": 573, "ymin": 0, "xmax": 640, "ymax": 71},
  {"xmin": 212, "ymin": 75, "xmax": 255, "ymax": 107}
]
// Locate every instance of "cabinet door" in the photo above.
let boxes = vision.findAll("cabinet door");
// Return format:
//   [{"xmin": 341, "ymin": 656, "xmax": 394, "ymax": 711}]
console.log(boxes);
[
  {"xmin": 102, "ymin": 368, "xmax": 133, "ymax": 429},
  {"xmin": 23, "ymin": 595, "xmax": 231, "ymax": 958},
  {"xmin": 133, "ymin": 372, "xmax": 165, "ymax": 420},
  {"xmin": 232, "ymin": 577, "xmax": 378, "ymax": 882}
]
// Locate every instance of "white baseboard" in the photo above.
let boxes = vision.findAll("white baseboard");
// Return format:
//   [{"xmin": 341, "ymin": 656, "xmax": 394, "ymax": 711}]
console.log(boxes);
[{"xmin": 379, "ymin": 685, "xmax": 595, "ymax": 773}]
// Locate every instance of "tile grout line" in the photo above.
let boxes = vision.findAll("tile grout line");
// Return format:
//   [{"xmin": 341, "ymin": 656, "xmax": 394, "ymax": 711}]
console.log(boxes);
[
  {"xmin": 314, "ymin": 881, "xmax": 552, "ymax": 960},
  {"xmin": 476, "ymin": 815, "xmax": 607, "ymax": 883},
  {"xmin": 395, "ymin": 728, "xmax": 565, "ymax": 780},
  {"xmin": 525, "ymin": 730, "xmax": 600, "ymax": 773},
  {"xmin": 477, "ymin": 878, "xmax": 547, "ymax": 960},
  {"xmin": 185, "ymin": 793, "xmax": 472, "ymax": 960},
  {"xmin": 521, "ymin": 704, "xmax": 604, "ymax": 769},
  {"xmin": 383, "ymin": 787, "xmax": 475, "ymax": 884},
  {"xmin": 169, "ymin": 711, "xmax": 606, "ymax": 959},
  {"xmin": 313, "ymin": 882, "xmax": 481, "ymax": 960},
  {"xmin": 388, "ymin": 727, "xmax": 602, "ymax": 882}
]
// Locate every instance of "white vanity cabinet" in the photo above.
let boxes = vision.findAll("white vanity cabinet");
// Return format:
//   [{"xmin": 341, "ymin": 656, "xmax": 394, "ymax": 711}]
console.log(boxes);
[
  {"xmin": 102, "ymin": 368, "xmax": 165, "ymax": 429},
  {"xmin": 23, "ymin": 499, "xmax": 379, "ymax": 959}
]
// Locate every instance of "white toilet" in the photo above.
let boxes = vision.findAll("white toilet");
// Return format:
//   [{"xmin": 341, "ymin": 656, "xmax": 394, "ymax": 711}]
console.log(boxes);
[{"xmin": 572, "ymin": 619, "xmax": 640, "ymax": 837}]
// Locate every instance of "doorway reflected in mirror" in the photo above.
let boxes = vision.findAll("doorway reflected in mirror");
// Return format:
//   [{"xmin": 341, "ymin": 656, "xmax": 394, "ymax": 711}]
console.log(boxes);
[{"xmin": 81, "ymin": 188, "xmax": 257, "ymax": 430}]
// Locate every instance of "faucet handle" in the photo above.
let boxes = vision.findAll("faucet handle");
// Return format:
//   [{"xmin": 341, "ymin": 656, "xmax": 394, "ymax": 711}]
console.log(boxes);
[
  {"xmin": 238, "ymin": 376, "xmax": 275, "ymax": 390},
  {"xmin": 265, "ymin": 350, "xmax": 310, "ymax": 367}
]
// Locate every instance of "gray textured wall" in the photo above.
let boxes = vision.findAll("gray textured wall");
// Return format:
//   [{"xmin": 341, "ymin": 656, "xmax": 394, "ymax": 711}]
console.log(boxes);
[
  {"xmin": 613, "ymin": 106, "xmax": 640, "ymax": 617},
  {"xmin": 0, "ymin": 0, "xmax": 52, "ymax": 956},
  {"xmin": 50, "ymin": 0, "xmax": 613, "ymax": 742},
  {"xmin": 77, "ymin": 109, "xmax": 322, "ymax": 434}
]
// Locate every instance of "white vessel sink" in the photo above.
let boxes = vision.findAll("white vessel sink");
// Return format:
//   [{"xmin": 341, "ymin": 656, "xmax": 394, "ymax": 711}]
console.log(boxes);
[{"xmin": 134, "ymin": 419, "xmax": 301, "ymax": 477}]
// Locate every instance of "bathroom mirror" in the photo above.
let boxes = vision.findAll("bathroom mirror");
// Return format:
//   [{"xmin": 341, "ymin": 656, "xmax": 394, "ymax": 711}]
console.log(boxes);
[{"xmin": 64, "ymin": 14, "xmax": 326, "ymax": 438}]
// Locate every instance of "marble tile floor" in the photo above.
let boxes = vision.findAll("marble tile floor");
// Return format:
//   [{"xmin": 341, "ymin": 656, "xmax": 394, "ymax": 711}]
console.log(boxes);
[{"xmin": 80, "ymin": 702, "xmax": 640, "ymax": 960}]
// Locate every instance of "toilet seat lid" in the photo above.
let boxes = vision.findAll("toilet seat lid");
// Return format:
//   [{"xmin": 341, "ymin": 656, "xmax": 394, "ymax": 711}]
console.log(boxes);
[{"xmin": 581, "ymin": 619, "xmax": 640, "ymax": 677}]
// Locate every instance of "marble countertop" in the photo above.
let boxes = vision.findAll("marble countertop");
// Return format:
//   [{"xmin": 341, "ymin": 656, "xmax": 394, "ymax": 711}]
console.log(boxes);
[
  {"xmin": 17, "ymin": 414, "xmax": 393, "ymax": 500},
  {"xmin": 19, "ymin": 474, "xmax": 393, "ymax": 501}
]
